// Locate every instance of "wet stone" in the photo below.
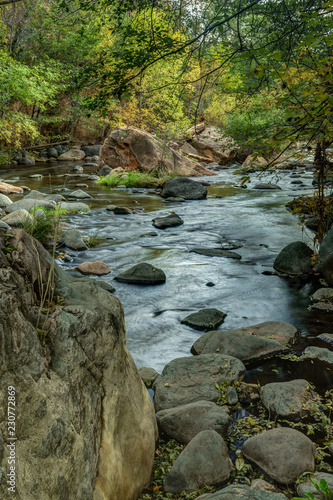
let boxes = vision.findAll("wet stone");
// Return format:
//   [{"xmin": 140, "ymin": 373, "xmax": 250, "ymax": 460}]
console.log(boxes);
[
  {"xmin": 190, "ymin": 248, "xmax": 241, "ymax": 259},
  {"xmin": 181, "ymin": 308, "xmax": 227, "ymax": 331},
  {"xmin": 114, "ymin": 262, "xmax": 166, "ymax": 285},
  {"xmin": 113, "ymin": 207, "xmax": 132, "ymax": 215},
  {"xmin": 304, "ymin": 346, "xmax": 333, "ymax": 366},
  {"xmin": 152, "ymin": 213, "xmax": 184, "ymax": 229}
]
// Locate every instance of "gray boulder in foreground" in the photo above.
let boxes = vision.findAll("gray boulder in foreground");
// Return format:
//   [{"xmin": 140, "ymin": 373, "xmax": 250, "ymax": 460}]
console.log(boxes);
[
  {"xmin": 242, "ymin": 427, "xmax": 316, "ymax": 484},
  {"xmin": 181, "ymin": 308, "xmax": 227, "ymax": 331},
  {"xmin": 114, "ymin": 262, "xmax": 166, "ymax": 284},
  {"xmin": 153, "ymin": 354, "xmax": 245, "ymax": 412},
  {"xmin": 196, "ymin": 485, "xmax": 288, "ymax": 499},
  {"xmin": 156, "ymin": 401, "xmax": 230, "ymax": 444},
  {"xmin": 161, "ymin": 177, "xmax": 207, "ymax": 200},
  {"xmin": 0, "ymin": 229, "xmax": 157, "ymax": 500},
  {"xmin": 273, "ymin": 241, "xmax": 313, "ymax": 276},
  {"xmin": 164, "ymin": 430, "xmax": 233, "ymax": 494},
  {"xmin": 260, "ymin": 379, "xmax": 321, "ymax": 418}
]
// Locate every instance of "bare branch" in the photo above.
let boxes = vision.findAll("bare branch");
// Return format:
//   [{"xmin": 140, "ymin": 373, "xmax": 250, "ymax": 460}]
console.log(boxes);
[{"xmin": 0, "ymin": 0, "xmax": 23, "ymax": 6}]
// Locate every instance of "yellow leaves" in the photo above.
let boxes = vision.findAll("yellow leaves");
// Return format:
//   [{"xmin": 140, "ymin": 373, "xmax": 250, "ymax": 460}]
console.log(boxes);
[
  {"xmin": 0, "ymin": 112, "xmax": 39, "ymax": 148},
  {"xmin": 235, "ymin": 457, "xmax": 245, "ymax": 471}
]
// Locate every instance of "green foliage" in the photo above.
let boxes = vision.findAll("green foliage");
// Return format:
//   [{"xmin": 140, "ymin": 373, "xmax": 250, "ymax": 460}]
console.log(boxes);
[
  {"xmin": 21, "ymin": 207, "xmax": 65, "ymax": 244},
  {"xmin": 97, "ymin": 170, "xmax": 177, "ymax": 188},
  {"xmin": 224, "ymin": 92, "xmax": 287, "ymax": 153},
  {"xmin": 292, "ymin": 478, "xmax": 333, "ymax": 500},
  {"xmin": 84, "ymin": 232, "xmax": 102, "ymax": 248}
]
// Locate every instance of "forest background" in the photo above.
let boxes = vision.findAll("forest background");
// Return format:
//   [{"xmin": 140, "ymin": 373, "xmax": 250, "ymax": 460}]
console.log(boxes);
[{"xmin": 1, "ymin": 0, "xmax": 333, "ymax": 168}]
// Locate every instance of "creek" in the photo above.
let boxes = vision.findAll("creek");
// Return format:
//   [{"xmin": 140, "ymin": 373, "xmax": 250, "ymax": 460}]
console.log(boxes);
[{"xmin": 2, "ymin": 160, "xmax": 333, "ymax": 392}]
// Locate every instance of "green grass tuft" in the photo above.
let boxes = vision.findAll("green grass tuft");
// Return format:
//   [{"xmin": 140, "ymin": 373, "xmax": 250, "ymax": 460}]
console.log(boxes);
[
  {"xmin": 97, "ymin": 170, "xmax": 177, "ymax": 189},
  {"xmin": 22, "ymin": 206, "xmax": 67, "ymax": 244}
]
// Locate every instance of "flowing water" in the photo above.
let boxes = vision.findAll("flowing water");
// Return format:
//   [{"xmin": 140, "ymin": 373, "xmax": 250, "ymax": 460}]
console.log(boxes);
[{"xmin": 2, "ymin": 160, "xmax": 333, "ymax": 390}]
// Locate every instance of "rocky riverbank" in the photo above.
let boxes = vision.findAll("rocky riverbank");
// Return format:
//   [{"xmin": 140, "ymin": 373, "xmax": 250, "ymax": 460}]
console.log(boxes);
[{"xmin": 0, "ymin": 133, "xmax": 333, "ymax": 498}]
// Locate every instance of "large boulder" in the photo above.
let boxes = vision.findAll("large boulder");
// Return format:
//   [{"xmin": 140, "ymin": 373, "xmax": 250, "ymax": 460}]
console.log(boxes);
[
  {"xmin": 242, "ymin": 427, "xmax": 316, "ymax": 485},
  {"xmin": 0, "ymin": 229, "xmax": 157, "ymax": 500},
  {"xmin": 161, "ymin": 178, "xmax": 207, "ymax": 200},
  {"xmin": 190, "ymin": 126, "xmax": 238, "ymax": 164},
  {"xmin": 98, "ymin": 126, "xmax": 216, "ymax": 176},
  {"xmin": 153, "ymin": 354, "xmax": 245, "ymax": 412},
  {"xmin": 273, "ymin": 241, "xmax": 314, "ymax": 276},
  {"xmin": 191, "ymin": 329, "xmax": 289, "ymax": 364},
  {"xmin": 164, "ymin": 430, "xmax": 233, "ymax": 494},
  {"xmin": 260, "ymin": 379, "xmax": 321, "ymax": 418},
  {"xmin": 156, "ymin": 401, "xmax": 230, "ymax": 444}
]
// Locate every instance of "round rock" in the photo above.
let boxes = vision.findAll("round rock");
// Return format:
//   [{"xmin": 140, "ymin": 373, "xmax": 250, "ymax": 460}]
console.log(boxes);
[
  {"xmin": 113, "ymin": 207, "xmax": 132, "ymax": 215},
  {"xmin": 152, "ymin": 213, "xmax": 184, "ymax": 229},
  {"xmin": 273, "ymin": 241, "xmax": 313, "ymax": 276},
  {"xmin": 156, "ymin": 401, "xmax": 230, "ymax": 444},
  {"xmin": 153, "ymin": 354, "xmax": 245, "ymax": 412},
  {"xmin": 164, "ymin": 430, "xmax": 233, "ymax": 494},
  {"xmin": 161, "ymin": 177, "xmax": 207, "ymax": 200},
  {"xmin": 260, "ymin": 379, "xmax": 320, "ymax": 418},
  {"xmin": 242, "ymin": 427, "xmax": 316, "ymax": 485},
  {"xmin": 77, "ymin": 261, "xmax": 111, "ymax": 276},
  {"xmin": 114, "ymin": 262, "xmax": 166, "ymax": 285}
]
